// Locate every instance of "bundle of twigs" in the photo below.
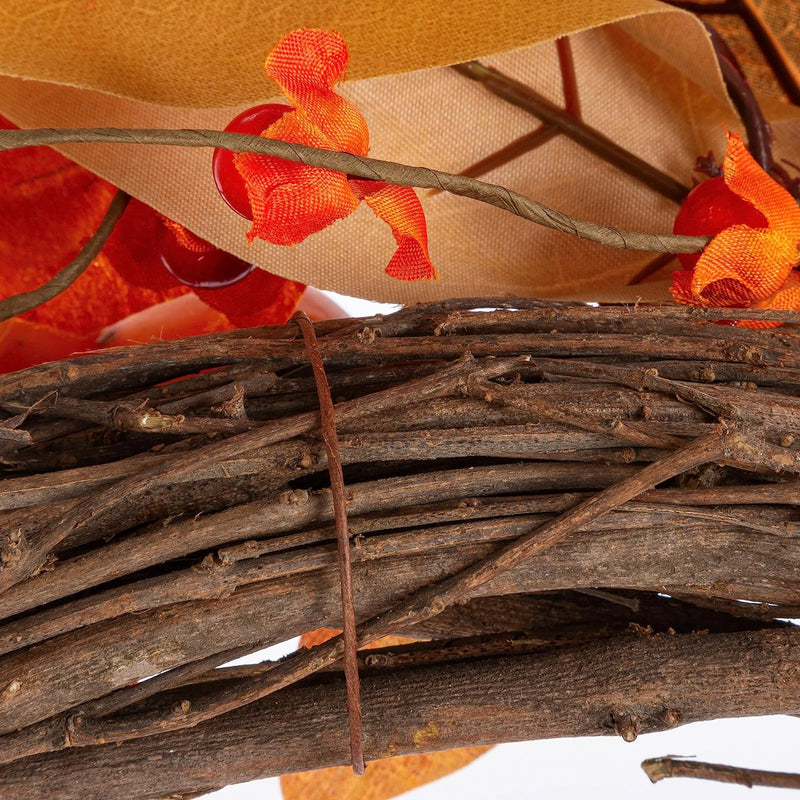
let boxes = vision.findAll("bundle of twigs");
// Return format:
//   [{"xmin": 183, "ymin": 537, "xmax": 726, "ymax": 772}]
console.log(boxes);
[{"xmin": 0, "ymin": 298, "xmax": 799, "ymax": 799}]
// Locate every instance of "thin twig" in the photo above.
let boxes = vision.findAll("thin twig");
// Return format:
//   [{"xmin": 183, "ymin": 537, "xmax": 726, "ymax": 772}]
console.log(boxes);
[
  {"xmin": 452, "ymin": 62, "xmax": 689, "ymax": 204},
  {"xmin": 428, "ymin": 36, "xmax": 578, "ymax": 194},
  {"xmin": 0, "ymin": 190, "xmax": 129, "ymax": 323},
  {"xmin": 556, "ymin": 37, "xmax": 581, "ymax": 119},
  {"xmin": 49, "ymin": 429, "xmax": 728, "ymax": 749},
  {"xmin": 642, "ymin": 756, "xmax": 800, "ymax": 789},
  {"xmin": 0, "ymin": 127, "xmax": 708, "ymax": 255},
  {"xmin": 426, "ymin": 125, "xmax": 558, "ymax": 195},
  {"xmin": 667, "ymin": 1, "xmax": 800, "ymax": 105},
  {"xmin": 293, "ymin": 311, "xmax": 364, "ymax": 775},
  {"xmin": 703, "ymin": 21, "xmax": 775, "ymax": 174}
]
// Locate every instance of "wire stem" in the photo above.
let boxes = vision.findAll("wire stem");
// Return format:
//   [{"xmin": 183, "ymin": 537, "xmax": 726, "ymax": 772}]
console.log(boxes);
[{"xmin": 0, "ymin": 127, "xmax": 709, "ymax": 255}]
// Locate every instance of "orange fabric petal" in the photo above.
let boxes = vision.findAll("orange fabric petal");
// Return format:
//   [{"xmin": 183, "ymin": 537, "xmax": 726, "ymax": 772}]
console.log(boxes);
[
  {"xmin": 235, "ymin": 136, "xmax": 360, "ymax": 246},
  {"xmin": 723, "ymin": 132, "xmax": 800, "ymax": 231},
  {"xmin": 232, "ymin": 29, "xmax": 435, "ymax": 281},
  {"xmin": 689, "ymin": 132, "xmax": 800, "ymax": 305},
  {"xmin": 350, "ymin": 180, "xmax": 437, "ymax": 281},
  {"xmin": 194, "ymin": 266, "xmax": 305, "ymax": 328},
  {"xmin": 738, "ymin": 271, "xmax": 800, "ymax": 329},
  {"xmin": 281, "ymin": 748, "xmax": 492, "ymax": 800},
  {"xmin": 265, "ymin": 29, "xmax": 369, "ymax": 155},
  {"xmin": 0, "ymin": 127, "xmax": 305, "ymax": 372},
  {"xmin": 0, "ymin": 115, "xmax": 182, "ymax": 336},
  {"xmin": 235, "ymin": 29, "xmax": 367, "ymax": 245}
]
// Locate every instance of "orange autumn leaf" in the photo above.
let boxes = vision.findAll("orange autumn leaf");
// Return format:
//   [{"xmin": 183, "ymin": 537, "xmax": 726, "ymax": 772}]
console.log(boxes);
[
  {"xmin": 281, "ymin": 747, "xmax": 492, "ymax": 800},
  {"xmin": 233, "ymin": 29, "xmax": 436, "ymax": 281},
  {"xmin": 670, "ymin": 130, "xmax": 800, "ymax": 326},
  {"xmin": 285, "ymin": 630, "xmax": 490, "ymax": 800},
  {"xmin": 0, "ymin": 115, "xmax": 305, "ymax": 372}
]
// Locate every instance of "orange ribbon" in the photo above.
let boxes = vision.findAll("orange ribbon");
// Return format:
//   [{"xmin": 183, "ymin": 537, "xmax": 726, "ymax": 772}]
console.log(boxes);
[
  {"xmin": 234, "ymin": 29, "xmax": 437, "ymax": 281},
  {"xmin": 0, "ymin": 114, "xmax": 305, "ymax": 372},
  {"xmin": 671, "ymin": 131, "xmax": 800, "ymax": 326}
]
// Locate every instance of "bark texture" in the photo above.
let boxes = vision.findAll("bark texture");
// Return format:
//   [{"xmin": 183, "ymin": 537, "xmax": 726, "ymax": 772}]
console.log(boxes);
[{"xmin": 0, "ymin": 299, "xmax": 797, "ymax": 798}]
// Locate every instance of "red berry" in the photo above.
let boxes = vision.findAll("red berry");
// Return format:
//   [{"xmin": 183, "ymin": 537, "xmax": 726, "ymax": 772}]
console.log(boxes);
[
  {"xmin": 673, "ymin": 177, "xmax": 768, "ymax": 269},
  {"xmin": 158, "ymin": 226, "xmax": 254, "ymax": 289},
  {"xmin": 212, "ymin": 103, "xmax": 291, "ymax": 219}
]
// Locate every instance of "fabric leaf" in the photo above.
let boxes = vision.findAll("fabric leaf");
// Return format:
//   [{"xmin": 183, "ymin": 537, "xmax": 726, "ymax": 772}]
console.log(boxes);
[{"xmin": 283, "ymin": 630, "xmax": 489, "ymax": 800}]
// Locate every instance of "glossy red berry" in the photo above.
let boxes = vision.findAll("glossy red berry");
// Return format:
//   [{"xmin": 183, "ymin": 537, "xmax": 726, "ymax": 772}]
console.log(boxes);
[
  {"xmin": 673, "ymin": 176, "xmax": 768, "ymax": 270},
  {"xmin": 212, "ymin": 103, "xmax": 291, "ymax": 219},
  {"xmin": 158, "ymin": 226, "xmax": 254, "ymax": 289}
]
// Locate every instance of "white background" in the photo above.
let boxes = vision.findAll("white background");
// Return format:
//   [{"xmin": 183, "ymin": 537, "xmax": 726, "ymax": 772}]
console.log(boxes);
[{"xmin": 202, "ymin": 293, "xmax": 799, "ymax": 799}]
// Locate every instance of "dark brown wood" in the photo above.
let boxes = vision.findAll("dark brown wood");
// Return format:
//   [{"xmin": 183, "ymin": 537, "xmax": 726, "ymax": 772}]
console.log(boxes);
[
  {"xmin": 0, "ymin": 301, "xmax": 797, "ymax": 798},
  {"xmin": 1, "ymin": 628, "xmax": 799, "ymax": 799}
]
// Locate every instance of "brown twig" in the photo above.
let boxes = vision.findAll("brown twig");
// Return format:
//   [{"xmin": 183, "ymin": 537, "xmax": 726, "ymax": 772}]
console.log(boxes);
[
  {"xmin": 293, "ymin": 310, "xmax": 364, "ymax": 775},
  {"xmin": 667, "ymin": 1, "xmax": 800, "ymax": 105},
  {"xmin": 46, "ymin": 429, "xmax": 729, "ymax": 749},
  {"xmin": 702, "ymin": 21, "xmax": 776, "ymax": 175},
  {"xmin": 642, "ymin": 756, "xmax": 800, "ymax": 789},
  {"xmin": 0, "ymin": 127, "xmax": 708, "ymax": 255},
  {"xmin": 0, "ymin": 190, "xmax": 129, "ymax": 323},
  {"xmin": 452, "ymin": 62, "xmax": 689, "ymax": 204},
  {"xmin": 556, "ymin": 37, "xmax": 581, "ymax": 119},
  {"xmin": 426, "ymin": 125, "xmax": 558, "ymax": 195},
  {"xmin": 429, "ymin": 36, "xmax": 579, "ymax": 194}
]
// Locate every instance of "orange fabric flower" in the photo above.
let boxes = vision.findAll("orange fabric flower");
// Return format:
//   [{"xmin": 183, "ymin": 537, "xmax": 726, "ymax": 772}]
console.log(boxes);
[
  {"xmin": 0, "ymin": 114, "xmax": 305, "ymax": 372},
  {"xmin": 234, "ymin": 29, "xmax": 437, "ymax": 281},
  {"xmin": 670, "ymin": 131, "xmax": 800, "ymax": 326}
]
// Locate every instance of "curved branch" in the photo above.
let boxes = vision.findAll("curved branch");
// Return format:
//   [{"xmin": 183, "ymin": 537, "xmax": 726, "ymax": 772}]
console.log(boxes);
[
  {"xmin": 643, "ymin": 757, "xmax": 800, "ymax": 789},
  {"xmin": 0, "ymin": 190, "xmax": 130, "ymax": 323},
  {"xmin": 0, "ymin": 128, "xmax": 709, "ymax": 255}
]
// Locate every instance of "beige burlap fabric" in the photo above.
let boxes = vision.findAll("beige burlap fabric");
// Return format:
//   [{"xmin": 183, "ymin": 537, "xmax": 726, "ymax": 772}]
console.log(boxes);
[{"xmin": 0, "ymin": 0, "xmax": 797, "ymax": 302}]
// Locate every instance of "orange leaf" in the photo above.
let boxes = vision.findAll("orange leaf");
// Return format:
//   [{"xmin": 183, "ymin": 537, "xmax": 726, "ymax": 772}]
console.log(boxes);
[
  {"xmin": 281, "ymin": 747, "xmax": 491, "ymax": 800},
  {"xmin": 233, "ymin": 29, "xmax": 436, "ymax": 281},
  {"xmin": 290, "ymin": 630, "xmax": 490, "ymax": 800}
]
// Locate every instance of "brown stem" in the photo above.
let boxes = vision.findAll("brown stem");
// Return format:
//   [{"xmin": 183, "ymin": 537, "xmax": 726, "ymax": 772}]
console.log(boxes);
[
  {"xmin": 292, "ymin": 311, "xmax": 364, "ymax": 775},
  {"xmin": 0, "ymin": 190, "xmax": 129, "ymax": 323},
  {"xmin": 452, "ymin": 62, "xmax": 689, "ymax": 204},
  {"xmin": 427, "ymin": 125, "xmax": 558, "ymax": 195},
  {"xmin": 431, "ymin": 36, "xmax": 579, "ymax": 193},
  {"xmin": 703, "ymin": 21, "xmax": 776, "ymax": 175},
  {"xmin": 667, "ymin": 1, "xmax": 800, "ymax": 105},
  {"xmin": 642, "ymin": 757, "xmax": 800, "ymax": 789}
]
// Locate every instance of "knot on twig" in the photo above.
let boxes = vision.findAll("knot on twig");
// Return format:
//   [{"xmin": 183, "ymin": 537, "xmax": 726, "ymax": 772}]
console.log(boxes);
[
  {"xmin": 662, "ymin": 708, "xmax": 681, "ymax": 727},
  {"xmin": 211, "ymin": 384, "xmax": 248, "ymax": 420},
  {"xmin": 0, "ymin": 529, "xmax": 24, "ymax": 567},
  {"xmin": 356, "ymin": 326, "xmax": 379, "ymax": 344},
  {"xmin": 611, "ymin": 709, "xmax": 640, "ymax": 742},
  {"xmin": 724, "ymin": 344, "xmax": 764, "ymax": 365},
  {"xmin": 279, "ymin": 488, "xmax": 310, "ymax": 506},
  {"xmin": 0, "ymin": 679, "xmax": 21, "ymax": 705}
]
